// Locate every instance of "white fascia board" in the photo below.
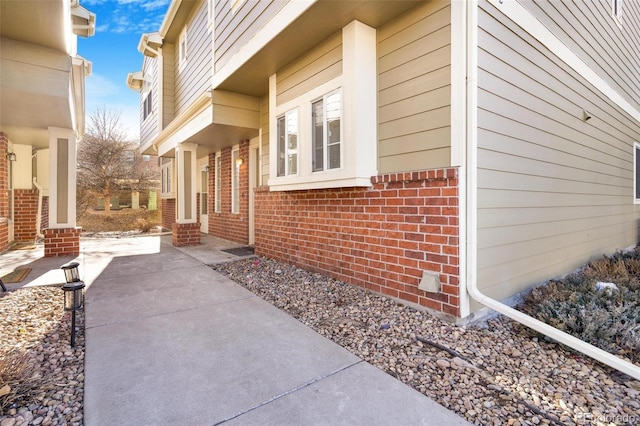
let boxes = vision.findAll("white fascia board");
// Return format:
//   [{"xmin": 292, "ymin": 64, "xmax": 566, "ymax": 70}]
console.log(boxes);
[
  {"xmin": 488, "ymin": 0, "xmax": 640, "ymax": 123},
  {"xmin": 211, "ymin": 0, "xmax": 316, "ymax": 89}
]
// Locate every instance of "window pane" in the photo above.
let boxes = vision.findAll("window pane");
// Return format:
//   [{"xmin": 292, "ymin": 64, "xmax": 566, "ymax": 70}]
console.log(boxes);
[
  {"xmin": 326, "ymin": 91, "xmax": 341, "ymax": 169},
  {"xmin": 277, "ymin": 116, "xmax": 285, "ymax": 177},
  {"xmin": 328, "ymin": 143, "xmax": 340, "ymax": 170},
  {"xmin": 312, "ymin": 99, "xmax": 324, "ymax": 172},
  {"xmin": 287, "ymin": 111, "xmax": 297, "ymax": 150},
  {"xmin": 288, "ymin": 153, "xmax": 297, "ymax": 175},
  {"xmin": 201, "ymin": 193, "xmax": 208, "ymax": 215}
]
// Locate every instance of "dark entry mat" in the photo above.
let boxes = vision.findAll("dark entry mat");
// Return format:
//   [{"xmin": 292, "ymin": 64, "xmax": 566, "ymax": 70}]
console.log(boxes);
[{"xmin": 221, "ymin": 246, "xmax": 255, "ymax": 256}]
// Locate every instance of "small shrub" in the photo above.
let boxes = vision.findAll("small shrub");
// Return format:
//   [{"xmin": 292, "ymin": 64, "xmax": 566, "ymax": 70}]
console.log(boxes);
[
  {"xmin": 0, "ymin": 349, "xmax": 43, "ymax": 414},
  {"xmin": 135, "ymin": 218, "xmax": 152, "ymax": 232},
  {"xmin": 518, "ymin": 251, "xmax": 640, "ymax": 364}
]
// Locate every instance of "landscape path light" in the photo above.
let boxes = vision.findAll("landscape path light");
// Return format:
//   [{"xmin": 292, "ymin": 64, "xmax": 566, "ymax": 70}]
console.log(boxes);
[{"xmin": 61, "ymin": 262, "xmax": 85, "ymax": 348}]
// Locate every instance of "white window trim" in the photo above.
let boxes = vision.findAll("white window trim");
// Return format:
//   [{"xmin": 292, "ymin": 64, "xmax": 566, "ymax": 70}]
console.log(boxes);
[
  {"xmin": 178, "ymin": 27, "xmax": 188, "ymax": 71},
  {"xmin": 268, "ymin": 20, "xmax": 377, "ymax": 192},
  {"xmin": 634, "ymin": 142, "xmax": 640, "ymax": 204},
  {"xmin": 311, "ymin": 89, "xmax": 343, "ymax": 173},
  {"xmin": 276, "ymin": 108, "xmax": 300, "ymax": 177},
  {"xmin": 214, "ymin": 152, "xmax": 221, "ymax": 213},
  {"xmin": 161, "ymin": 159, "xmax": 174, "ymax": 198},
  {"xmin": 231, "ymin": 146, "xmax": 240, "ymax": 214}
]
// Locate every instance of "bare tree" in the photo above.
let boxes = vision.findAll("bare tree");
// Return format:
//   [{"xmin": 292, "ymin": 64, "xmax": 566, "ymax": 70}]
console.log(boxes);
[{"xmin": 77, "ymin": 107, "xmax": 156, "ymax": 216}]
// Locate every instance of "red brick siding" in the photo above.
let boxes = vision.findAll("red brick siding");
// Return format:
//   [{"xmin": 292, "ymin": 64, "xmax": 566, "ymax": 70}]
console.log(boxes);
[
  {"xmin": 162, "ymin": 198, "xmax": 176, "ymax": 230},
  {"xmin": 41, "ymin": 196, "xmax": 49, "ymax": 234},
  {"xmin": 13, "ymin": 189, "xmax": 38, "ymax": 242},
  {"xmin": 0, "ymin": 133, "xmax": 8, "ymax": 251},
  {"xmin": 44, "ymin": 227, "xmax": 81, "ymax": 257},
  {"xmin": 254, "ymin": 168, "xmax": 460, "ymax": 316},
  {"xmin": 209, "ymin": 141, "xmax": 250, "ymax": 244},
  {"xmin": 172, "ymin": 222, "xmax": 200, "ymax": 246}
]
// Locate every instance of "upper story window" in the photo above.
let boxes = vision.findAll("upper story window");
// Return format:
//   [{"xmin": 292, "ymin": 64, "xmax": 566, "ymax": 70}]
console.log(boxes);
[
  {"xmin": 178, "ymin": 27, "xmax": 188, "ymax": 70},
  {"xmin": 312, "ymin": 90, "xmax": 341, "ymax": 172},
  {"xmin": 612, "ymin": 0, "xmax": 623, "ymax": 25},
  {"xmin": 276, "ymin": 110, "xmax": 298, "ymax": 177},
  {"xmin": 143, "ymin": 90, "xmax": 152, "ymax": 120}
]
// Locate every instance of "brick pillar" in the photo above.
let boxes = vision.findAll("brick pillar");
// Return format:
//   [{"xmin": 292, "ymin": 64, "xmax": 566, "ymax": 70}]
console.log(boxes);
[
  {"xmin": 14, "ymin": 189, "xmax": 38, "ymax": 242},
  {"xmin": 44, "ymin": 227, "xmax": 81, "ymax": 257},
  {"xmin": 172, "ymin": 222, "xmax": 200, "ymax": 247},
  {"xmin": 0, "ymin": 133, "xmax": 9, "ymax": 252}
]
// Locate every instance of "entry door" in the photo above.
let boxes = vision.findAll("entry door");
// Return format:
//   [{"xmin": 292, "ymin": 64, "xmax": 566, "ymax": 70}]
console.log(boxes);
[
  {"xmin": 200, "ymin": 166, "xmax": 209, "ymax": 233},
  {"xmin": 248, "ymin": 136, "xmax": 260, "ymax": 245}
]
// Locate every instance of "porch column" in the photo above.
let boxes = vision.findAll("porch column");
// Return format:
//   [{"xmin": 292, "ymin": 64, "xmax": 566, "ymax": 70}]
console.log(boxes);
[
  {"xmin": 45, "ymin": 127, "xmax": 80, "ymax": 257},
  {"xmin": 172, "ymin": 143, "xmax": 200, "ymax": 246}
]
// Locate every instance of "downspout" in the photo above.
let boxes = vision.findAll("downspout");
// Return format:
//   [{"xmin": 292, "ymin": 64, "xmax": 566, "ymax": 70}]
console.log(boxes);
[
  {"xmin": 33, "ymin": 178, "xmax": 44, "ymax": 239},
  {"xmin": 464, "ymin": 0, "xmax": 640, "ymax": 381}
]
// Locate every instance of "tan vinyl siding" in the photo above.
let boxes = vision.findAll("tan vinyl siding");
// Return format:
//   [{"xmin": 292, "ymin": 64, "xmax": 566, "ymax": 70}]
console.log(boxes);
[
  {"xmin": 175, "ymin": 2, "xmax": 212, "ymax": 116},
  {"xmin": 140, "ymin": 55, "xmax": 159, "ymax": 147},
  {"xmin": 377, "ymin": 0, "xmax": 451, "ymax": 174},
  {"xmin": 275, "ymin": 32, "xmax": 342, "ymax": 106},
  {"xmin": 475, "ymin": 0, "xmax": 640, "ymax": 308},
  {"xmin": 162, "ymin": 43, "xmax": 175, "ymax": 128},
  {"xmin": 214, "ymin": 0, "xmax": 287, "ymax": 73},
  {"xmin": 260, "ymin": 95, "xmax": 269, "ymax": 184},
  {"xmin": 520, "ymin": 0, "xmax": 640, "ymax": 113}
]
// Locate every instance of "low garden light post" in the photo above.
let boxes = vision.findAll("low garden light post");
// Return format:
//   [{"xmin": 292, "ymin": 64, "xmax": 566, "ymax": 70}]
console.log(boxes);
[{"xmin": 61, "ymin": 262, "xmax": 85, "ymax": 348}]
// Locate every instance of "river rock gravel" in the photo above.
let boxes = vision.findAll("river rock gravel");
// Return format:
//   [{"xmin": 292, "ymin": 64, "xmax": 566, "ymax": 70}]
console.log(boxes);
[
  {"xmin": 0, "ymin": 286, "xmax": 85, "ymax": 426},
  {"xmin": 211, "ymin": 257, "xmax": 640, "ymax": 426}
]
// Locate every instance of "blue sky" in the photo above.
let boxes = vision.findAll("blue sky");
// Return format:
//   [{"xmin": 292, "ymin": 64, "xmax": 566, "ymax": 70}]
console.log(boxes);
[{"xmin": 78, "ymin": 0, "xmax": 171, "ymax": 140}]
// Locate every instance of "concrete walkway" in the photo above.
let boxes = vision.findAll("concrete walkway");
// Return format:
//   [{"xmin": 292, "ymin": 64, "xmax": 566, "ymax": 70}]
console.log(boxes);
[{"xmin": 1, "ymin": 235, "xmax": 470, "ymax": 426}]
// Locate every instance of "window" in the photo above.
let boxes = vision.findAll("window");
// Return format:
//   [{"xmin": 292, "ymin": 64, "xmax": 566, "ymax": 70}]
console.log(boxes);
[
  {"xmin": 268, "ymin": 20, "xmax": 377, "ymax": 191},
  {"xmin": 231, "ymin": 148, "xmax": 240, "ymax": 213},
  {"xmin": 161, "ymin": 159, "xmax": 173, "ymax": 196},
  {"xmin": 214, "ymin": 154, "xmax": 221, "ymax": 212},
  {"xmin": 143, "ymin": 90, "xmax": 152, "ymax": 120},
  {"xmin": 634, "ymin": 142, "xmax": 640, "ymax": 202},
  {"xmin": 613, "ymin": 0, "xmax": 623, "ymax": 24},
  {"xmin": 277, "ymin": 109, "xmax": 298, "ymax": 177},
  {"xmin": 312, "ymin": 90, "xmax": 341, "ymax": 172},
  {"xmin": 178, "ymin": 27, "xmax": 187, "ymax": 70}
]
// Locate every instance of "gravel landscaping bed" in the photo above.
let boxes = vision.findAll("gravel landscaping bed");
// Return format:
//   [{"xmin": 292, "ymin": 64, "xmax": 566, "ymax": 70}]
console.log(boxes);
[
  {"xmin": 0, "ymin": 286, "xmax": 85, "ymax": 426},
  {"xmin": 2, "ymin": 255, "xmax": 639, "ymax": 426},
  {"xmin": 211, "ymin": 257, "xmax": 640, "ymax": 426}
]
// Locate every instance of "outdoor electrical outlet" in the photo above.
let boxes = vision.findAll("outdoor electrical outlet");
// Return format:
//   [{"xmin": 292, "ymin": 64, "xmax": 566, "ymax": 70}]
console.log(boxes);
[{"xmin": 418, "ymin": 270, "xmax": 440, "ymax": 293}]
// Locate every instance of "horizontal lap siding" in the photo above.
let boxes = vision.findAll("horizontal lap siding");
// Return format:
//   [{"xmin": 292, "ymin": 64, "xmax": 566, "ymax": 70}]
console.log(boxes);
[
  {"xmin": 275, "ymin": 32, "xmax": 342, "ymax": 106},
  {"xmin": 214, "ymin": 0, "xmax": 287, "ymax": 73},
  {"xmin": 377, "ymin": 0, "xmax": 451, "ymax": 174},
  {"xmin": 141, "ymin": 56, "xmax": 159, "ymax": 146},
  {"xmin": 476, "ymin": 1, "xmax": 640, "ymax": 307},
  {"xmin": 163, "ymin": 44, "xmax": 175, "ymax": 128},
  {"xmin": 522, "ymin": 0, "xmax": 640, "ymax": 114},
  {"xmin": 175, "ymin": 2, "xmax": 212, "ymax": 116}
]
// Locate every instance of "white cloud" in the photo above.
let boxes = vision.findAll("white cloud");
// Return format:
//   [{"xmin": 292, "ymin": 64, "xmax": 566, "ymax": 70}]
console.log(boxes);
[{"xmin": 85, "ymin": 73, "xmax": 120, "ymax": 100}]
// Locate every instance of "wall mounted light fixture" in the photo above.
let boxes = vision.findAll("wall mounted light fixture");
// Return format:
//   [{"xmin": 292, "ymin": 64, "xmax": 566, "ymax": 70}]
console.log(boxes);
[
  {"xmin": 236, "ymin": 157, "xmax": 243, "ymax": 167},
  {"xmin": 6, "ymin": 152, "xmax": 16, "ymax": 161}
]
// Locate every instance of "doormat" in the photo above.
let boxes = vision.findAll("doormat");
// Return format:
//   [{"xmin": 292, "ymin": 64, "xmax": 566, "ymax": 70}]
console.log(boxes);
[
  {"xmin": 221, "ymin": 246, "xmax": 255, "ymax": 257},
  {"xmin": 1, "ymin": 268, "xmax": 31, "ymax": 283}
]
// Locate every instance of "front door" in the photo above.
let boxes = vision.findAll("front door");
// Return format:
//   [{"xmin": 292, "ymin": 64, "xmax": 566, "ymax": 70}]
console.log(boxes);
[{"xmin": 200, "ymin": 166, "xmax": 209, "ymax": 233}]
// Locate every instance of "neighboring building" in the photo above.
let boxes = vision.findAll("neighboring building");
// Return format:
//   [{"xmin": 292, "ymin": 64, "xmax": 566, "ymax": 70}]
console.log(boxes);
[
  {"xmin": 0, "ymin": 0, "xmax": 95, "ymax": 256},
  {"xmin": 128, "ymin": 0, "xmax": 640, "ymax": 319}
]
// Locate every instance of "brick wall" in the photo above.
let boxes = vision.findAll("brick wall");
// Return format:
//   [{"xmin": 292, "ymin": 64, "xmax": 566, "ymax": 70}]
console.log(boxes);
[
  {"xmin": 161, "ymin": 198, "xmax": 176, "ymax": 230},
  {"xmin": 0, "ymin": 133, "xmax": 9, "ymax": 252},
  {"xmin": 44, "ymin": 227, "xmax": 81, "ymax": 257},
  {"xmin": 208, "ymin": 140, "xmax": 250, "ymax": 244},
  {"xmin": 172, "ymin": 222, "xmax": 200, "ymax": 246},
  {"xmin": 13, "ymin": 189, "xmax": 38, "ymax": 242},
  {"xmin": 42, "ymin": 196, "xmax": 49, "ymax": 234},
  {"xmin": 254, "ymin": 168, "xmax": 460, "ymax": 316}
]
